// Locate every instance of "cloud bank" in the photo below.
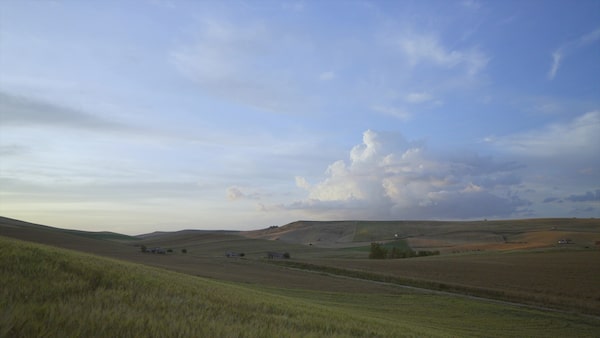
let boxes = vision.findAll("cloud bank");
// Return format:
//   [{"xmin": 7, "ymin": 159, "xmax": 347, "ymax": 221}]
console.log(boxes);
[{"xmin": 287, "ymin": 130, "xmax": 528, "ymax": 220}]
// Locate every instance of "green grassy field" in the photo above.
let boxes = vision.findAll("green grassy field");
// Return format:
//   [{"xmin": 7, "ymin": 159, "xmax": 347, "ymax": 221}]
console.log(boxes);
[{"xmin": 2, "ymin": 236, "xmax": 600, "ymax": 337}]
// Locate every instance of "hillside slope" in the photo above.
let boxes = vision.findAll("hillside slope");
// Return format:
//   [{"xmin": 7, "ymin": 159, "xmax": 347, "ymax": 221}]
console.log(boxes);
[
  {"xmin": 3, "ymin": 236, "xmax": 599, "ymax": 337},
  {"xmin": 0, "ymin": 216, "xmax": 138, "ymax": 256}
]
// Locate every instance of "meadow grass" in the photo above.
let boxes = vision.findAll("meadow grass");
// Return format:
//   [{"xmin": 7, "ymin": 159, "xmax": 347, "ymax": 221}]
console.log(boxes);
[
  {"xmin": 255, "ymin": 286, "xmax": 600, "ymax": 337},
  {"xmin": 0, "ymin": 236, "xmax": 427, "ymax": 337},
  {"xmin": 2, "ymin": 236, "xmax": 599, "ymax": 337}
]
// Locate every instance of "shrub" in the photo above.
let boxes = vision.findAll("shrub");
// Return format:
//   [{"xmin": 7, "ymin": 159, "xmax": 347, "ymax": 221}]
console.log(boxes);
[
  {"xmin": 417, "ymin": 250, "xmax": 440, "ymax": 257},
  {"xmin": 283, "ymin": 252, "xmax": 291, "ymax": 259},
  {"xmin": 140, "ymin": 245, "xmax": 147, "ymax": 253},
  {"xmin": 181, "ymin": 248, "xmax": 187, "ymax": 254}
]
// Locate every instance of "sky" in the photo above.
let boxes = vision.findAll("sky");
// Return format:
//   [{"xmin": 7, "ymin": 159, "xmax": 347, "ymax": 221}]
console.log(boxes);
[{"xmin": 0, "ymin": 0, "xmax": 599, "ymax": 235}]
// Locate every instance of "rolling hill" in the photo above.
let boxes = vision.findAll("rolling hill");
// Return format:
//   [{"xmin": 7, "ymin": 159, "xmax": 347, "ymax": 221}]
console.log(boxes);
[
  {"xmin": 2, "ymin": 216, "xmax": 600, "ymax": 315},
  {"xmin": 242, "ymin": 218, "xmax": 600, "ymax": 252},
  {"xmin": 5, "ymin": 236, "xmax": 599, "ymax": 337}
]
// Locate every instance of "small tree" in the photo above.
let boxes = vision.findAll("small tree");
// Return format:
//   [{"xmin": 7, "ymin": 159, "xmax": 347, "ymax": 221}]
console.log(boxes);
[
  {"xmin": 389, "ymin": 247, "xmax": 402, "ymax": 259},
  {"xmin": 181, "ymin": 248, "xmax": 187, "ymax": 254},
  {"xmin": 369, "ymin": 243, "xmax": 388, "ymax": 259},
  {"xmin": 140, "ymin": 245, "xmax": 147, "ymax": 253},
  {"xmin": 283, "ymin": 252, "xmax": 291, "ymax": 259}
]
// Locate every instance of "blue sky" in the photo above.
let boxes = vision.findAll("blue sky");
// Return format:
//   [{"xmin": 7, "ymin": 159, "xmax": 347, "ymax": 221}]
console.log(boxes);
[{"xmin": 1, "ymin": 0, "xmax": 598, "ymax": 234}]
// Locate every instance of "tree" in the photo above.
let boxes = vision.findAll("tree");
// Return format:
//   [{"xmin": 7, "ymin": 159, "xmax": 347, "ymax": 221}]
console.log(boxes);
[
  {"xmin": 140, "ymin": 245, "xmax": 147, "ymax": 253},
  {"xmin": 389, "ymin": 247, "xmax": 402, "ymax": 259},
  {"xmin": 181, "ymin": 248, "xmax": 187, "ymax": 254},
  {"xmin": 369, "ymin": 243, "xmax": 388, "ymax": 259}
]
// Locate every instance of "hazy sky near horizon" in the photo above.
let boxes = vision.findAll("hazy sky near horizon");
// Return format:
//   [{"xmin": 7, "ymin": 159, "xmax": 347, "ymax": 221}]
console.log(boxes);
[{"xmin": 1, "ymin": 0, "xmax": 599, "ymax": 234}]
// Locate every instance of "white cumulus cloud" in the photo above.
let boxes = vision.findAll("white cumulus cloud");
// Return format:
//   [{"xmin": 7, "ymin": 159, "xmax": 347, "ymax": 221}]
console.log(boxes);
[{"xmin": 290, "ymin": 130, "xmax": 527, "ymax": 219}]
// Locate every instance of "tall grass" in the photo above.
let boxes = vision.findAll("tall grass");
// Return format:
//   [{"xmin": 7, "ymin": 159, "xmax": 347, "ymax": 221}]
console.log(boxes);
[
  {"xmin": 1, "ymin": 236, "xmax": 598, "ymax": 337},
  {"xmin": 0, "ymin": 236, "xmax": 426, "ymax": 337}
]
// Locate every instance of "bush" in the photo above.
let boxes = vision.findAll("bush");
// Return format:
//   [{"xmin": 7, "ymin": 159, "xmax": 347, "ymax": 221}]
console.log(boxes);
[
  {"xmin": 140, "ymin": 245, "xmax": 147, "ymax": 253},
  {"xmin": 283, "ymin": 252, "xmax": 291, "ymax": 259},
  {"xmin": 417, "ymin": 250, "xmax": 440, "ymax": 257},
  {"xmin": 181, "ymin": 248, "xmax": 187, "ymax": 254}
]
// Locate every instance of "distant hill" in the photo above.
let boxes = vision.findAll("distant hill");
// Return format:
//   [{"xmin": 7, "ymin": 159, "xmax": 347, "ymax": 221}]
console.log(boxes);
[
  {"xmin": 0, "ymin": 216, "xmax": 139, "ymax": 256},
  {"xmin": 0, "ymin": 216, "xmax": 137, "ymax": 240},
  {"xmin": 242, "ymin": 218, "xmax": 600, "ymax": 251},
  {"xmin": 242, "ymin": 221, "xmax": 358, "ymax": 247},
  {"xmin": 3, "ymin": 216, "xmax": 599, "ymax": 254}
]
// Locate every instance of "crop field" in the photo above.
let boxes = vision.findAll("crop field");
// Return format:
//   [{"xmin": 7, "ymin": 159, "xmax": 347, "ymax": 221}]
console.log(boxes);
[
  {"xmin": 288, "ymin": 248, "xmax": 600, "ymax": 315},
  {"xmin": 2, "ymin": 236, "xmax": 600, "ymax": 337}
]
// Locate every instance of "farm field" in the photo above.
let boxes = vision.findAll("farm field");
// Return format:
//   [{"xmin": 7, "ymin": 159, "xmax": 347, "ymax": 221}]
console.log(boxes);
[
  {"xmin": 293, "ymin": 249, "xmax": 600, "ymax": 315},
  {"xmin": 2, "ymin": 236, "xmax": 600, "ymax": 337},
  {"xmin": 1, "ymin": 216, "xmax": 600, "ymax": 336}
]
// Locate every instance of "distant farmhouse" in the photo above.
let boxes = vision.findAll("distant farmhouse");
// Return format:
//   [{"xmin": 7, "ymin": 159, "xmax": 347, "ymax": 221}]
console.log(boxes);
[{"xmin": 557, "ymin": 239, "xmax": 572, "ymax": 244}]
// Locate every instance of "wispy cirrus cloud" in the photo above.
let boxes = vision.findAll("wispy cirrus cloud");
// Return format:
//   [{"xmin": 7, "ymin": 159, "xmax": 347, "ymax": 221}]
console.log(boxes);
[
  {"xmin": 171, "ymin": 12, "xmax": 490, "ymax": 116},
  {"xmin": 405, "ymin": 92, "xmax": 433, "ymax": 103},
  {"xmin": 227, "ymin": 186, "xmax": 261, "ymax": 201},
  {"xmin": 371, "ymin": 105, "xmax": 412, "ymax": 121},
  {"xmin": 397, "ymin": 34, "xmax": 488, "ymax": 76},
  {"xmin": 170, "ymin": 17, "xmax": 314, "ymax": 114},
  {"xmin": 0, "ymin": 91, "xmax": 127, "ymax": 131},
  {"xmin": 488, "ymin": 111, "xmax": 600, "ymax": 158},
  {"xmin": 548, "ymin": 27, "xmax": 600, "ymax": 80}
]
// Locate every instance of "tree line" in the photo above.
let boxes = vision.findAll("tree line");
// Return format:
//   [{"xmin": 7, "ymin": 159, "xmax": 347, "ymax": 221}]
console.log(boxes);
[{"xmin": 369, "ymin": 242, "xmax": 440, "ymax": 259}]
